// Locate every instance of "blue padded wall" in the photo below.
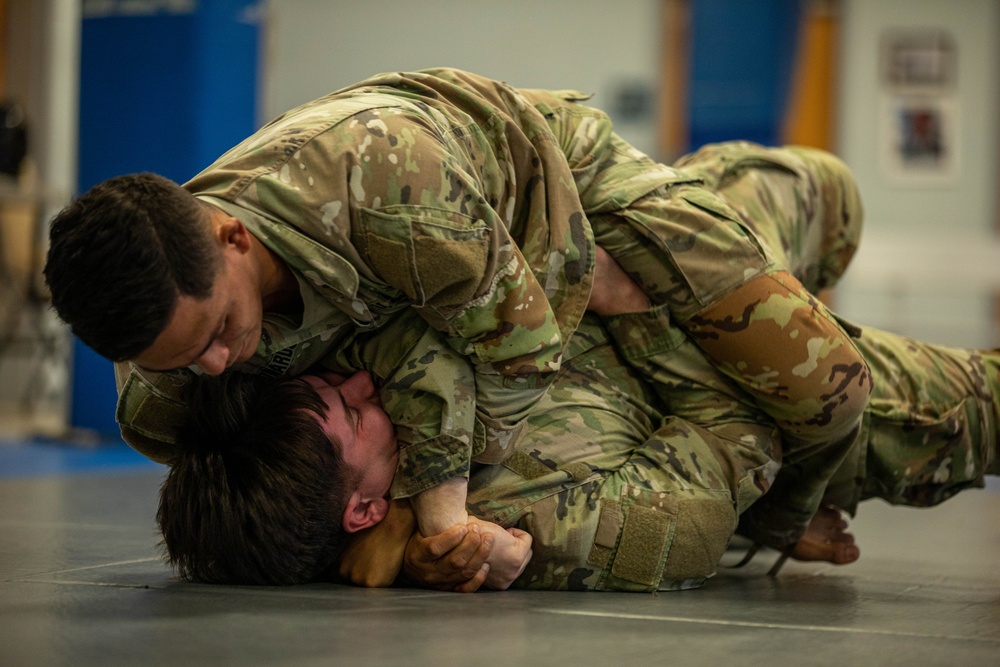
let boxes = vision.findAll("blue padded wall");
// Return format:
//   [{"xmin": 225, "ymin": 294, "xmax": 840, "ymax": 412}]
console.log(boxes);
[{"xmin": 72, "ymin": 0, "xmax": 260, "ymax": 436}]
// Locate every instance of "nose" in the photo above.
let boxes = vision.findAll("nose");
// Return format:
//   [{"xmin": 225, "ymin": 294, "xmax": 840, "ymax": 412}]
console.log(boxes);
[
  {"xmin": 338, "ymin": 371, "xmax": 375, "ymax": 402},
  {"xmin": 194, "ymin": 341, "xmax": 230, "ymax": 376}
]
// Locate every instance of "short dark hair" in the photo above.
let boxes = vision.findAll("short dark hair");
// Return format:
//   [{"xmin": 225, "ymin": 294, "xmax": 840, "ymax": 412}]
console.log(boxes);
[
  {"xmin": 157, "ymin": 372, "xmax": 355, "ymax": 585},
  {"xmin": 44, "ymin": 173, "xmax": 220, "ymax": 361}
]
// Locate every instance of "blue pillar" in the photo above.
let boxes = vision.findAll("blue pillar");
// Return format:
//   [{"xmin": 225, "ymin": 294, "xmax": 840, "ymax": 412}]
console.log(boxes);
[
  {"xmin": 686, "ymin": 0, "xmax": 802, "ymax": 150},
  {"xmin": 72, "ymin": 0, "xmax": 261, "ymax": 436}
]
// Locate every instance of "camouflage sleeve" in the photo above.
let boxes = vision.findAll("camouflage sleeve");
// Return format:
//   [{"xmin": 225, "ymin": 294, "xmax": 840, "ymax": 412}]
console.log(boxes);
[
  {"xmin": 378, "ymin": 340, "xmax": 478, "ymax": 499},
  {"xmin": 320, "ymin": 309, "xmax": 539, "ymax": 499},
  {"xmin": 344, "ymin": 111, "xmax": 571, "ymax": 459},
  {"xmin": 314, "ymin": 311, "xmax": 474, "ymax": 498},
  {"xmin": 113, "ymin": 361, "xmax": 196, "ymax": 465},
  {"xmin": 344, "ymin": 111, "xmax": 563, "ymax": 375}
]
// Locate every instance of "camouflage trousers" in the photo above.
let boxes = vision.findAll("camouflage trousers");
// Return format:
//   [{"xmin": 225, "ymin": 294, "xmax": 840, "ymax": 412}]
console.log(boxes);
[
  {"xmin": 604, "ymin": 301, "xmax": 1000, "ymax": 564},
  {"xmin": 591, "ymin": 140, "xmax": 872, "ymax": 450},
  {"xmin": 828, "ymin": 333, "xmax": 999, "ymax": 510},
  {"xmin": 579, "ymin": 137, "xmax": 1000, "ymax": 549},
  {"xmin": 530, "ymin": 92, "xmax": 872, "ymax": 453}
]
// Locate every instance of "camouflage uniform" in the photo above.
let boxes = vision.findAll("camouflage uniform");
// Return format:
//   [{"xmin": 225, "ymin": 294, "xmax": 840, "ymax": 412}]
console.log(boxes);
[
  {"xmin": 605, "ymin": 307, "xmax": 1000, "ymax": 560},
  {"xmin": 113, "ymin": 69, "xmax": 869, "ymax": 505},
  {"xmin": 331, "ymin": 304, "xmax": 997, "ymax": 592}
]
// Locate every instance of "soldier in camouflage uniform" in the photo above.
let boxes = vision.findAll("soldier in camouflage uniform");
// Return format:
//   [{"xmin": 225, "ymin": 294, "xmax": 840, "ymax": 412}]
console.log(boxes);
[{"xmin": 48, "ymin": 69, "xmax": 871, "ymax": 555}]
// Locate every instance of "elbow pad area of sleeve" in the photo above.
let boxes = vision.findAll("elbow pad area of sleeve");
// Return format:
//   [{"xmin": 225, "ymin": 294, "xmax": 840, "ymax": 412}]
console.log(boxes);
[{"xmin": 587, "ymin": 488, "xmax": 736, "ymax": 593}]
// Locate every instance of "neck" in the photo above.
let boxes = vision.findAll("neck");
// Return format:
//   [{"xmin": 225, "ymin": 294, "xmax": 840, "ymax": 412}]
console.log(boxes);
[{"xmin": 253, "ymin": 237, "xmax": 299, "ymax": 312}]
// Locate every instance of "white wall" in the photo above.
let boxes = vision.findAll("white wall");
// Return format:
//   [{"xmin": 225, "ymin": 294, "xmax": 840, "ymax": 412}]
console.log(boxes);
[
  {"xmin": 835, "ymin": 0, "xmax": 1000, "ymax": 347},
  {"xmin": 262, "ymin": 0, "xmax": 663, "ymax": 155}
]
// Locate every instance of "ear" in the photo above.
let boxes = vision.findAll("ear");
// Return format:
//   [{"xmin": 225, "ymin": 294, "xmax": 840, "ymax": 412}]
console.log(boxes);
[
  {"xmin": 211, "ymin": 211, "xmax": 252, "ymax": 254},
  {"xmin": 342, "ymin": 492, "xmax": 390, "ymax": 533}
]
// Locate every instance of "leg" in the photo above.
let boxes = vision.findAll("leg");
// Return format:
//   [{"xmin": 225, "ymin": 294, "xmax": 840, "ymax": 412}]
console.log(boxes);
[
  {"xmin": 588, "ymin": 141, "xmax": 872, "ymax": 441},
  {"xmin": 825, "ymin": 328, "xmax": 999, "ymax": 513},
  {"xmin": 539, "ymin": 109, "xmax": 872, "ymax": 545},
  {"xmin": 479, "ymin": 321, "xmax": 782, "ymax": 592},
  {"xmin": 588, "ymin": 143, "xmax": 872, "ymax": 546}
]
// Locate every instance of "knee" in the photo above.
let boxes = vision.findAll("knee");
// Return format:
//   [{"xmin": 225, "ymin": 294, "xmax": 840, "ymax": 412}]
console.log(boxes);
[
  {"xmin": 790, "ymin": 346, "xmax": 872, "ymax": 447},
  {"xmin": 594, "ymin": 492, "xmax": 737, "ymax": 592},
  {"xmin": 659, "ymin": 496, "xmax": 738, "ymax": 588}
]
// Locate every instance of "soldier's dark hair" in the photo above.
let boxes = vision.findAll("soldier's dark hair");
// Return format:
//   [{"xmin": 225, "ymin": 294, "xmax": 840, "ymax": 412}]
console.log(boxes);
[
  {"xmin": 157, "ymin": 372, "xmax": 357, "ymax": 585},
  {"xmin": 44, "ymin": 173, "xmax": 220, "ymax": 361}
]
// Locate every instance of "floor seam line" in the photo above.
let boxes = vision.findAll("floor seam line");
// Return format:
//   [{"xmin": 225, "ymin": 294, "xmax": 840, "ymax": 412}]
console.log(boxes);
[{"xmin": 533, "ymin": 608, "xmax": 1000, "ymax": 644}]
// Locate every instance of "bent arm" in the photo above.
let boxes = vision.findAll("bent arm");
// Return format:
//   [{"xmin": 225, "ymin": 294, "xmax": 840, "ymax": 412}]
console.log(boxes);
[{"xmin": 114, "ymin": 361, "xmax": 194, "ymax": 465}]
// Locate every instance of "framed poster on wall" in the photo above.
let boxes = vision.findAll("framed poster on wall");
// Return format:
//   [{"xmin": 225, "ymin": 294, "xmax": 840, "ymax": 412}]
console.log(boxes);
[{"xmin": 878, "ymin": 29, "xmax": 958, "ymax": 185}]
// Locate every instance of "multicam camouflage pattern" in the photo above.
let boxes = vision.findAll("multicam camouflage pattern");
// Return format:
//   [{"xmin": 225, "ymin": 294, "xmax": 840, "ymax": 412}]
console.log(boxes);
[
  {"xmin": 675, "ymin": 142, "xmax": 865, "ymax": 294},
  {"xmin": 115, "ymin": 68, "xmax": 659, "ymax": 487},
  {"xmin": 111, "ymin": 67, "xmax": 994, "ymax": 560},
  {"xmin": 580, "ymin": 141, "xmax": 876, "ymax": 545},
  {"xmin": 118, "ymin": 69, "xmax": 861, "ymax": 502},
  {"xmin": 297, "ymin": 304, "xmax": 767, "ymax": 592},
  {"xmin": 591, "ymin": 142, "xmax": 873, "ymax": 444},
  {"xmin": 835, "ymin": 332, "xmax": 999, "ymax": 509},
  {"xmin": 458, "ymin": 308, "xmax": 999, "ymax": 591},
  {"xmin": 462, "ymin": 312, "xmax": 782, "ymax": 592}
]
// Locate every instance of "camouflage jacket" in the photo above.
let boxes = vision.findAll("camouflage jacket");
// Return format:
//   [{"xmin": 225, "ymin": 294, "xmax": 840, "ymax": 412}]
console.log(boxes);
[{"xmin": 114, "ymin": 68, "xmax": 687, "ymax": 496}]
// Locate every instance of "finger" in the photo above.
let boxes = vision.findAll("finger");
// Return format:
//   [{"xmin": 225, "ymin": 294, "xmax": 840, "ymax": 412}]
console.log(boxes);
[
  {"xmin": 421, "ymin": 524, "xmax": 469, "ymax": 559},
  {"xmin": 453, "ymin": 563, "xmax": 489, "ymax": 594},
  {"xmin": 507, "ymin": 527, "xmax": 533, "ymax": 548},
  {"xmin": 459, "ymin": 532, "xmax": 494, "ymax": 577},
  {"xmin": 444, "ymin": 530, "xmax": 489, "ymax": 571}
]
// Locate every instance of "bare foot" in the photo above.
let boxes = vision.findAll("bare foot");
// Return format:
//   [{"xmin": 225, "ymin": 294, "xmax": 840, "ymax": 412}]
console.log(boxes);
[
  {"xmin": 588, "ymin": 246, "xmax": 651, "ymax": 316},
  {"xmin": 790, "ymin": 505, "xmax": 860, "ymax": 565}
]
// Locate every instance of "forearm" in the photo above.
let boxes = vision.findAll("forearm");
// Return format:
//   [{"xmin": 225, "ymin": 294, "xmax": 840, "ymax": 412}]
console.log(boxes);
[{"xmin": 410, "ymin": 476, "xmax": 470, "ymax": 536}]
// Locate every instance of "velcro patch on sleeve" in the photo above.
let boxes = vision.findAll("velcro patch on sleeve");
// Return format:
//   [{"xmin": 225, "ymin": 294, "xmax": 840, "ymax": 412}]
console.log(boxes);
[
  {"xmin": 414, "ymin": 235, "xmax": 487, "ymax": 307},
  {"xmin": 365, "ymin": 235, "xmax": 419, "ymax": 302},
  {"xmin": 503, "ymin": 450, "xmax": 554, "ymax": 480}
]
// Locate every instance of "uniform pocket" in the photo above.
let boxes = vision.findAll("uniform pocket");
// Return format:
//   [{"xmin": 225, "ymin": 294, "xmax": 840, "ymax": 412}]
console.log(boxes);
[{"xmin": 357, "ymin": 205, "xmax": 490, "ymax": 310}]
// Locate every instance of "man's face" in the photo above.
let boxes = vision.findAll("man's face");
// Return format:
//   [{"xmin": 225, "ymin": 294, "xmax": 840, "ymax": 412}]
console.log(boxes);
[
  {"xmin": 132, "ymin": 254, "xmax": 264, "ymax": 376},
  {"xmin": 302, "ymin": 371, "xmax": 399, "ymax": 500}
]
